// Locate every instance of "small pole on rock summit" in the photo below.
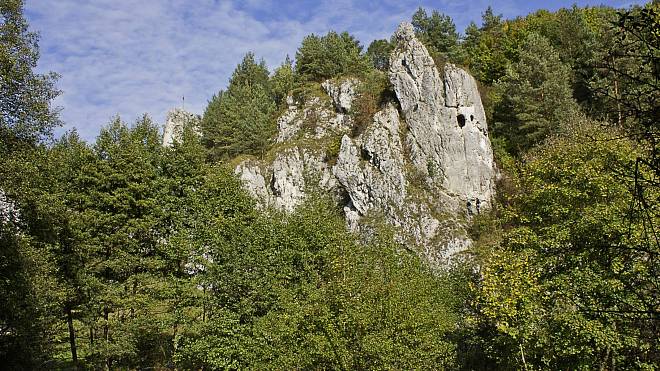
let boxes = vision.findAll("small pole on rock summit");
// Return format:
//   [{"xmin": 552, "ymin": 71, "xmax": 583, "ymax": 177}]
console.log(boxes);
[{"xmin": 182, "ymin": 95, "xmax": 185, "ymax": 110}]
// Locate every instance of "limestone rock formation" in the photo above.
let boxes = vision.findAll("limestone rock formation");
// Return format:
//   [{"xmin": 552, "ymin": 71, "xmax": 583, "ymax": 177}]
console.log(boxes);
[
  {"xmin": 162, "ymin": 108, "xmax": 201, "ymax": 147},
  {"xmin": 0, "ymin": 190, "xmax": 20, "ymax": 225},
  {"xmin": 322, "ymin": 78, "xmax": 359, "ymax": 113},
  {"xmin": 235, "ymin": 22, "xmax": 496, "ymax": 265},
  {"xmin": 389, "ymin": 23, "xmax": 495, "ymax": 210}
]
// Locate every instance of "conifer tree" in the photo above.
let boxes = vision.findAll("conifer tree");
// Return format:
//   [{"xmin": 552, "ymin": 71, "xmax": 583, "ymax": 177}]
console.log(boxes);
[
  {"xmin": 202, "ymin": 53, "xmax": 276, "ymax": 160},
  {"xmin": 411, "ymin": 7, "xmax": 461, "ymax": 63},
  {"xmin": 494, "ymin": 33, "xmax": 579, "ymax": 153},
  {"xmin": 269, "ymin": 56, "xmax": 295, "ymax": 107},
  {"xmin": 0, "ymin": 0, "xmax": 60, "ymax": 152},
  {"xmin": 295, "ymin": 31, "xmax": 372, "ymax": 82}
]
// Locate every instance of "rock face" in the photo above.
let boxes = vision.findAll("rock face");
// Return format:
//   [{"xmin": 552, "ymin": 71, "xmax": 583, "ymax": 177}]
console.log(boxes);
[
  {"xmin": 389, "ymin": 23, "xmax": 495, "ymax": 210},
  {"xmin": 162, "ymin": 108, "xmax": 201, "ymax": 147},
  {"xmin": 235, "ymin": 23, "xmax": 496, "ymax": 265},
  {"xmin": 0, "ymin": 190, "xmax": 20, "ymax": 225}
]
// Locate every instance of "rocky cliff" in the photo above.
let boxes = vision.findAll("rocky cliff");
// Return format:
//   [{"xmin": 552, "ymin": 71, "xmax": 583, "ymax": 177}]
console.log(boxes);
[
  {"xmin": 162, "ymin": 108, "xmax": 201, "ymax": 147},
  {"xmin": 235, "ymin": 23, "xmax": 496, "ymax": 265}
]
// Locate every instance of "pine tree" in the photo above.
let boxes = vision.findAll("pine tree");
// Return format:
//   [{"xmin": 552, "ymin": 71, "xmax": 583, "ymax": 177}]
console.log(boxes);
[
  {"xmin": 366, "ymin": 39, "xmax": 393, "ymax": 71},
  {"xmin": 202, "ymin": 53, "xmax": 276, "ymax": 160},
  {"xmin": 295, "ymin": 31, "xmax": 372, "ymax": 82},
  {"xmin": 0, "ymin": 0, "xmax": 60, "ymax": 153},
  {"xmin": 411, "ymin": 7, "xmax": 461, "ymax": 63},
  {"xmin": 494, "ymin": 33, "xmax": 579, "ymax": 153},
  {"xmin": 270, "ymin": 56, "xmax": 295, "ymax": 107}
]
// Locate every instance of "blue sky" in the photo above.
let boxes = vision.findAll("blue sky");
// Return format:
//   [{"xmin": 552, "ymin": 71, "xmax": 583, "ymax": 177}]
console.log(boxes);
[{"xmin": 25, "ymin": 0, "xmax": 645, "ymax": 142}]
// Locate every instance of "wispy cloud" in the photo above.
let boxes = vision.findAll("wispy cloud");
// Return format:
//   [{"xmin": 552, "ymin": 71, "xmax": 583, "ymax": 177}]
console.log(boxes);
[{"xmin": 25, "ymin": 0, "xmax": 644, "ymax": 141}]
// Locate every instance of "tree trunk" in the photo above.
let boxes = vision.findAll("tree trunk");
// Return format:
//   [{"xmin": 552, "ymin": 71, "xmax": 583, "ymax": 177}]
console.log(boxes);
[
  {"xmin": 66, "ymin": 307, "xmax": 78, "ymax": 370},
  {"xmin": 103, "ymin": 307, "xmax": 109, "ymax": 341},
  {"xmin": 104, "ymin": 307, "xmax": 110, "ymax": 370},
  {"xmin": 611, "ymin": 56, "xmax": 622, "ymax": 127}
]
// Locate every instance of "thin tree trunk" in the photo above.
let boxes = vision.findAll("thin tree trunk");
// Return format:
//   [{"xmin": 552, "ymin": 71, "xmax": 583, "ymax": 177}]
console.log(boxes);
[
  {"xmin": 520, "ymin": 342, "xmax": 529, "ymax": 371},
  {"xmin": 611, "ymin": 56, "xmax": 622, "ymax": 127},
  {"xmin": 104, "ymin": 307, "xmax": 110, "ymax": 370},
  {"xmin": 66, "ymin": 307, "xmax": 78, "ymax": 370},
  {"xmin": 103, "ymin": 307, "xmax": 109, "ymax": 341}
]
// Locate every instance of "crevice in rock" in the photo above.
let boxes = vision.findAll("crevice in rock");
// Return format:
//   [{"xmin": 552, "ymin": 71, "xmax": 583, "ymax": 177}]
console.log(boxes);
[
  {"xmin": 269, "ymin": 173, "xmax": 280, "ymax": 197},
  {"xmin": 457, "ymin": 114, "xmax": 466, "ymax": 128},
  {"xmin": 361, "ymin": 148, "xmax": 372, "ymax": 162}
]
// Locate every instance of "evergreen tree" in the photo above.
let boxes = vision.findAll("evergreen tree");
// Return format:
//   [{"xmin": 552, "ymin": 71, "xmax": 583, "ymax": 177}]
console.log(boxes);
[
  {"xmin": 461, "ymin": 6, "xmax": 522, "ymax": 84},
  {"xmin": 202, "ymin": 53, "xmax": 276, "ymax": 160},
  {"xmin": 295, "ymin": 31, "xmax": 372, "ymax": 82},
  {"xmin": 411, "ymin": 7, "xmax": 461, "ymax": 63},
  {"xmin": 226, "ymin": 52, "xmax": 270, "ymax": 90},
  {"xmin": 269, "ymin": 55, "xmax": 295, "ymax": 107},
  {"xmin": 366, "ymin": 39, "xmax": 393, "ymax": 71},
  {"xmin": 77, "ymin": 116, "xmax": 165, "ymax": 368},
  {"xmin": 0, "ymin": 0, "xmax": 60, "ymax": 153},
  {"xmin": 494, "ymin": 33, "xmax": 579, "ymax": 153}
]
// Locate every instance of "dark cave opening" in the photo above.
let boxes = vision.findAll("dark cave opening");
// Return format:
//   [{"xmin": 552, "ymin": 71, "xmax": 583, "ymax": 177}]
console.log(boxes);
[{"xmin": 457, "ymin": 114, "xmax": 466, "ymax": 128}]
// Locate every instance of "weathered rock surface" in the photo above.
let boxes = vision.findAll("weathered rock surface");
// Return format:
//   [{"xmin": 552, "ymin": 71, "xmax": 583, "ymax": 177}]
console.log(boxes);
[
  {"xmin": 235, "ymin": 22, "xmax": 496, "ymax": 265},
  {"xmin": 322, "ymin": 78, "xmax": 359, "ymax": 113},
  {"xmin": 389, "ymin": 23, "xmax": 495, "ymax": 210},
  {"xmin": 0, "ymin": 190, "xmax": 20, "ymax": 225},
  {"xmin": 334, "ymin": 103, "xmax": 406, "ymax": 218},
  {"xmin": 162, "ymin": 108, "xmax": 201, "ymax": 147}
]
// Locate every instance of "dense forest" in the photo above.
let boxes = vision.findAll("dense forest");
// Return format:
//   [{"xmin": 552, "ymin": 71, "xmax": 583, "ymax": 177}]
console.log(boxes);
[{"xmin": 1, "ymin": 0, "xmax": 658, "ymax": 369}]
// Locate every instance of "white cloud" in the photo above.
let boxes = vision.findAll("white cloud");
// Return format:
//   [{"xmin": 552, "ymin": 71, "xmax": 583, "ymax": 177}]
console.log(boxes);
[{"xmin": 24, "ymin": 0, "xmax": 644, "ymax": 141}]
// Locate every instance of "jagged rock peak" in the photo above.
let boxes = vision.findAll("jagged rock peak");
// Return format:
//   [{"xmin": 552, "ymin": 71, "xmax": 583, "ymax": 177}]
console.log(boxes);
[
  {"xmin": 394, "ymin": 22, "xmax": 416, "ymax": 42},
  {"xmin": 235, "ymin": 22, "xmax": 497, "ymax": 265},
  {"xmin": 162, "ymin": 108, "xmax": 200, "ymax": 147},
  {"xmin": 389, "ymin": 21, "xmax": 495, "ymax": 209}
]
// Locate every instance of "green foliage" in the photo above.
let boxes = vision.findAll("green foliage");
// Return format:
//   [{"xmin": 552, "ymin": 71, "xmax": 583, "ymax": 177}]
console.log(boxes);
[
  {"xmin": 0, "ymin": 0, "xmax": 60, "ymax": 153},
  {"xmin": 474, "ymin": 119, "xmax": 660, "ymax": 369},
  {"xmin": 411, "ymin": 7, "xmax": 462, "ymax": 64},
  {"xmin": 269, "ymin": 55, "xmax": 295, "ymax": 107},
  {"xmin": 366, "ymin": 38, "xmax": 393, "ymax": 71},
  {"xmin": 461, "ymin": 8, "xmax": 521, "ymax": 85},
  {"xmin": 3, "ymin": 3, "xmax": 660, "ymax": 370},
  {"xmin": 175, "ymin": 198, "xmax": 459, "ymax": 369},
  {"xmin": 227, "ymin": 51, "xmax": 270, "ymax": 89},
  {"xmin": 494, "ymin": 32, "xmax": 579, "ymax": 153},
  {"xmin": 0, "ymin": 209, "xmax": 61, "ymax": 368},
  {"xmin": 202, "ymin": 53, "xmax": 277, "ymax": 160},
  {"xmin": 295, "ymin": 31, "xmax": 372, "ymax": 82}
]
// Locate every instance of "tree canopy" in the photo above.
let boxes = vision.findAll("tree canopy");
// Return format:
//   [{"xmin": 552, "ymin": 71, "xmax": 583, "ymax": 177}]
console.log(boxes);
[{"xmin": 0, "ymin": 0, "xmax": 60, "ymax": 153}]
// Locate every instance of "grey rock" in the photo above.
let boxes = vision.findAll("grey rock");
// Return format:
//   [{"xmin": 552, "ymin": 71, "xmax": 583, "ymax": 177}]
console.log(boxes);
[
  {"xmin": 236, "ymin": 22, "xmax": 496, "ymax": 266},
  {"xmin": 333, "ymin": 103, "xmax": 406, "ymax": 217},
  {"xmin": 271, "ymin": 149, "xmax": 306, "ymax": 212},
  {"xmin": 276, "ymin": 94, "xmax": 352, "ymax": 143},
  {"xmin": 389, "ymin": 22, "xmax": 495, "ymax": 209},
  {"xmin": 322, "ymin": 78, "xmax": 359, "ymax": 113},
  {"xmin": 276, "ymin": 103, "xmax": 301, "ymax": 143},
  {"xmin": 162, "ymin": 108, "xmax": 200, "ymax": 147},
  {"xmin": 235, "ymin": 162, "xmax": 271, "ymax": 207}
]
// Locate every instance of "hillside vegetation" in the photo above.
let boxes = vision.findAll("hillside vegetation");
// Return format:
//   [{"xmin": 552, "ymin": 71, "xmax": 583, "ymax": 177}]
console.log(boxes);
[{"xmin": 1, "ymin": 0, "xmax": 658, "ymax": 369}]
